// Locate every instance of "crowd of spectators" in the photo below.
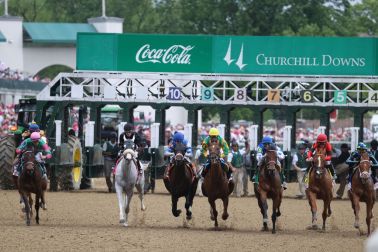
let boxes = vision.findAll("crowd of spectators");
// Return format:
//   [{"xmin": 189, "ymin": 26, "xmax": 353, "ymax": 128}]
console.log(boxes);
[
  {"xmin": 0, "ymin": 61, "xmax": 51, "ymax": 83},
  {"xmin": 0, "ymin": 103, "xmax": 16, "ymax": 138}
]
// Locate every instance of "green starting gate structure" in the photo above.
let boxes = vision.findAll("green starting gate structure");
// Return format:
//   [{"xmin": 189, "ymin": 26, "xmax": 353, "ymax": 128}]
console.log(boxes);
[{"xmin": 34, "ymin": 33, "xmax": 378, "ymax": 187}]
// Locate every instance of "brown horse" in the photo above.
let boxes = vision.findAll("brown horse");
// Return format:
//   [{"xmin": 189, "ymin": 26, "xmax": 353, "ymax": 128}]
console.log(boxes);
[
  {"xmin": 254, "ymin": 149, "xmax": 283, "ymax": 234},
  {"xmin": 348, "ymin": 151, "xmax": 375, "ymax": 236},
  {"xmin": 163, "ymin": 143, "xmax": 198, "ymax": 220},
  {"xmin": 18, "ymin": 146, "xmax": 47, "ymax": 226},
  {"xmin": 202, "ymin": 143, "xmax": 234, "ymax": 228},
  {"xmin": 306, "ymin": 149, "xmax": 333, "ymax": 230}
]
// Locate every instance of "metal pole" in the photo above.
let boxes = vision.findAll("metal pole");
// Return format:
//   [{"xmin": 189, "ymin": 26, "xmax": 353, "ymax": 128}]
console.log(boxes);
[
  {"xmin": 4, "ymin": 0, "xmax": 8, "ymax": 16},
  {"xmin": 102, "ymin": 0, "xmax": 106, "ymax": 17}
]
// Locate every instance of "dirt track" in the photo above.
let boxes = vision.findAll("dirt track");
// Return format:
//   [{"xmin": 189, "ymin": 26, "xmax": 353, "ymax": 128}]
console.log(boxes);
[{"xmin": 0, "ymin": 180, "xmax": 376, "ymax": 252}]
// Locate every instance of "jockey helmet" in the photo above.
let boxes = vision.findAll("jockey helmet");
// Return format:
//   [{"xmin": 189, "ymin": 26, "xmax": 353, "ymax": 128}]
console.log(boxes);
[
  {"xmin": 173, "ymin": 132, "xmax": 185, "ymax": 143},
  {"xmin": 29, "ymin": 123, "xmax": 40, "ymax": 132},
  {"xmin": 262, "ymin": 136, "xmax": 273, "ymax": 144},
  {"xmin": 124, "ymin": 123, "xmax": 134, "ymax": 132},
  {"xmin": 209, "ymin": 128, "xmax": 219, "ymax": 136},
  {"xmin": 316, "ymin": 133, "xmax": 327, "ymax": 143},
  {"xmin": 30, "ymin": 132, "xmax": 41, "ymax": 141},
  {"xmin": 357, "ymin": 142, "xmax": 367, "ymax": 151}
]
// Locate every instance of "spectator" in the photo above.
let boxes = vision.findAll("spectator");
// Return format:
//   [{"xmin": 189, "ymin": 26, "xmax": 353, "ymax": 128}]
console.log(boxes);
[
  {"xmin": 370, "ymin": 139, "xmax": 378, "ymax": 161},
  {"xmin": 102, "ymin": 133, "xmax": 119, "ymax": 193},
  {"xmin": 292, "ymin": 143, "xmax": 307, "ymax": 199},
  {"xmin": 334, "ymin": 143, "xmax": 350, "ymax": 199}
]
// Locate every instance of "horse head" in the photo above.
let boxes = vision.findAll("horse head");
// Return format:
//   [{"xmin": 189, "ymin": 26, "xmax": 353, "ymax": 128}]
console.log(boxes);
[
  {"xmin": 312, "ymin": 150, "xmax": 326, "ymax": 178},
  {"xmin": 358, "ymin": 151, "xmax": 371, "ymax": 184},
  {"xmin": 264, "ymin": 150, "xmax": 278, "ymax": 176},
  {"xmin": 208, "ymin": 143, "xmax": 220, "ymax": 164},
  {"xmin": 122, "ymin": 139, "xmax": 136, "ymax": 162},
  {"xmin": 22, "ymin": 150, "xmax": 36, "ymax": 175},
  {"xmin": 173, "ymin": 142, "xmax": 186, "ymax": 166}
]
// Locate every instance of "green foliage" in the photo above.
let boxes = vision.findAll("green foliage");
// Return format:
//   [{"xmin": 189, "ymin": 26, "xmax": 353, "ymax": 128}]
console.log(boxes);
[{"xmin": 35, "ymin": 65, "xmax": 73, "ymax": 79}]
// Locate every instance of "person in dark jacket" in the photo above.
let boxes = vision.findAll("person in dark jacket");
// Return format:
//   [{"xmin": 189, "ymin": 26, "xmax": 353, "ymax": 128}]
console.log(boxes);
[
  {"xmin": 334, "ymin": 143, "xmax": 350, "ymax": 199},
  {"xmin": 103, "ymin": 133, "xmax": 119, "ymax": 192},
  {"xmin": 118, "ymin": 123, "xmax": 143, "ymax": 174}
]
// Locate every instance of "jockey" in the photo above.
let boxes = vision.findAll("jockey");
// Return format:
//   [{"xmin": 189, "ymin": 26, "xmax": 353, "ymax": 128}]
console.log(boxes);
[
  {"xmin": 164, "ymin": 132, "xmax": 193, "ymax": 179},
  {"xmin": 199, "ymin": 127, "xmax": 232, "ymax": 181},
  {"xmin": 21, "ymin": 123, "xmax": 40, "ymax": 140},
  {"xmin": 118, "ymin": 123, "xmax": 143, "ymax": 174},
  {"xmin": 305, "ymin": 133, "xmax": 336, "ymax": 180},
  {"xmin": 15, "ymin": 132, "xmax": 51, "ymax": 180},
  {"xmin": 346, "ymin": 142, "xmax": 378, "ymax": 190},
  {"xmin": 255, "ymin": 136, "xmax": 287, "ymax": 189}
]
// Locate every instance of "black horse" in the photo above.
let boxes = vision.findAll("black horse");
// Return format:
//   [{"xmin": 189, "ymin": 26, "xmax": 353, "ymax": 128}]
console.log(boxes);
[
  {"xmin": 164, "ymin": 143, "xmax": 198, "ymax": 220},
  {"xmin": 18, "ymin": 146, "xmax": 47, "ymax": 226}
]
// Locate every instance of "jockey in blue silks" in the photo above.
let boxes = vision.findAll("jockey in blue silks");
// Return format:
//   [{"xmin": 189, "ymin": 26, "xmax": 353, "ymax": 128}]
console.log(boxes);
[
  {"xmin": 164, "ymin": 132, "xmax": 193, "ymax": 179},
  {"xmin": 346, "ymin": 142, "xmax": 378, "ymax": 190},
  {"xmin": 254, "ymin": 136, "xmax": 287, "ymax": 189}
]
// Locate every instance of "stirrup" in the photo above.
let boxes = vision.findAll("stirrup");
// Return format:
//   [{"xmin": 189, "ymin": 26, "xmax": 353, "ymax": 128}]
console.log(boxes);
[{"xmin": 374, "ymin": 182, "xmax": 378, "ymax": 190}]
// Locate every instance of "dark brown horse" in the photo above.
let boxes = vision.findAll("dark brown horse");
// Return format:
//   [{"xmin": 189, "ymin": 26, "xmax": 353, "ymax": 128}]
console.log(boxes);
[
  {"xmin": 163, "ymin": 143, "xmax": 198, "ymax": 220},
  {"xmin": 254, "ymin": 149, "xmax": 283, "ymax": 234},
  {"xmin": 18, "ymin": 146, "xmax": 47, "ymax": 226},
  {"xmin": 202, "ymin": 143, "xmax": 234, "ymax": 227},
  {"xmin": 306, "ymin": 149, "xmax": 333, "ymax": 230},
  {"xmin": 348, "ymin": 151, "xmax": 375, "ymax": 236}
]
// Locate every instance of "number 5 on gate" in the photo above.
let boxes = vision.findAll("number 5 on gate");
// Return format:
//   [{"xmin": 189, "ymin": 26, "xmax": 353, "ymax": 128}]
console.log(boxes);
[{"xmin": 201, "ymin": 87, "xmax": 214, "ymax": 101}]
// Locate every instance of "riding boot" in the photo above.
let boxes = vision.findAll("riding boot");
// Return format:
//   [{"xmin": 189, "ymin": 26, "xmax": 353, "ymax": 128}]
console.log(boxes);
[
  {"xmin": 326, "ymin": 164, "xmax": 336, "ymax": 180},
  {"xmin": 347, "ymin": 165, "xmax": 354, "ymax": 190}
]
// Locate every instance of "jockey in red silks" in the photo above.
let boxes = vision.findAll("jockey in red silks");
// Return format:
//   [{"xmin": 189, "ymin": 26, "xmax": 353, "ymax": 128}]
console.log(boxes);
[{"xmin": 305, "ymin": 133, "xmax": 336, "ymax": 181}]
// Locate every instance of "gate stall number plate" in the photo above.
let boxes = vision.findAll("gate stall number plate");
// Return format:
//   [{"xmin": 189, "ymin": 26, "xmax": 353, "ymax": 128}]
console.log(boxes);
[
  {"xmin": 334, "ymin": 90, "xmax": 347, "ymax": 104},
  {"xmin": 368, "ymin": 91, "xmax": 378, "ymax": 104},
  {"xmin": 166, "ymin": 87, "xmax": 182, "ymax": 100},
  {"xmin": 234, "ymin": 88, "xmax": 246, "ymax": 102},
  {"xmin": 201, "ymin": 87, "xmax": 214, "ymax": 101},
  {"xmin": 267, "ymin": 89, "xmax": 280, "ymax": 102},
  {"xmin": 300, "ymin": 90, "xmax": 314, "ymax": 103}
]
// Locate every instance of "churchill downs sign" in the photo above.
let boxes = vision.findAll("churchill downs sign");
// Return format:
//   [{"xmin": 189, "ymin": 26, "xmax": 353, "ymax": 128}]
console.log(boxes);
[{"xmin": 77, "ymin": 33, "xmax": 378, "ymax": 76}]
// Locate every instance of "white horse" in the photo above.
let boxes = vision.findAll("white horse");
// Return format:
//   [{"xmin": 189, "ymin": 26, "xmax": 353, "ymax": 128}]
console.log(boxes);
[{"xmin": 115, "ymin": 148, "xmax": 146, "ymax": 227}]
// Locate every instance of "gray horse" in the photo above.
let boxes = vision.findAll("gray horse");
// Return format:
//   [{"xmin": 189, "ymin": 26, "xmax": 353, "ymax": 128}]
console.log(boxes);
[{"xmin": 115, "ymin": 147, "xmax": 146, "ymax": 227}]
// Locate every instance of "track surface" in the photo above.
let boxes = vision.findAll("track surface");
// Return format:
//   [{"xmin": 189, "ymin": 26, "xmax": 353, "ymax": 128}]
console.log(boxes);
[{"xmin": 0, "ymin": 180, "xmax": 375, "ymax": 252}]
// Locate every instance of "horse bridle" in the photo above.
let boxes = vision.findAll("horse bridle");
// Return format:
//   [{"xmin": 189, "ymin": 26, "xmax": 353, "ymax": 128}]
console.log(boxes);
[
  {"xmin": 22, "ymin": 150, "xmax": 36, "ymax": 173},
  {"xmin": 358, "ymin": 159, "xmax": 371, "ymax": 182}
]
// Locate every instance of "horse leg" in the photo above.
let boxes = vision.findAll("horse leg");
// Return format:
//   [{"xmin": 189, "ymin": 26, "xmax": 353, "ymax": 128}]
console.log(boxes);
[
  {"xmin": 322, "ymin": 199, "xmax": 328, "ymax": 231},
  {"xmin": 209, "ymin": 198, "xmax": 218, "ymax": 227},
  {"xmin": 35, "ymin": 193, "xmax": 40, "ymax": 225},
  {"xmin": 260, "ymin": 191, "xmax": 269, "ymax": 231},
  {"xmin": 41, "ymin": 188, "xmax": 47, "ymax": 210},
  {"xmin": 171, "ymin": 194, "xmax": 181, "ymax": 217},
  {"xmin": 28, "ymin": 193, "xmax": 33, "ymax": 217},
  {"xmin": 22, "ymin": 194, "xmax": 31, "ymax": 226},
  {"xmin": 185, "ymin": 194, "xmax": 192, "ymax": 220},
  {"xmin": 307, "ymin": 191, "xmax": 318, "ymax": 229},
  {"xmin": 115, "ymin": 183, "xmax": 126, "ymax": 224},
  {"xmin": 352, "ymin": 195, "xmax": 360, "ymax": 229},
  {"xmin": 366, "ymin": 201, "xmax": 373, "ymax": 236},
  {"xmin": 124, "ymin": 189, "xmax": 134, "ymax": 227},
  {"xmin": 221, "ymin": 197, "xmax": 229, "ymax": 220},
  {"xmin": 272, "ymin": 197, "xmax": 279, "ymax": 234},
  {"xmin": 135, "ymin": 183, "xmax": 146, "ymax": 211}
]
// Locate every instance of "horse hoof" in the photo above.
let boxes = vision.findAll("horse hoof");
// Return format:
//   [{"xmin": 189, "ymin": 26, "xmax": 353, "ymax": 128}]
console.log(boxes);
[
  {"xmin": 141, "ymin": 206, "xmax": 146, "ymax": 211},
  {"xmin": 354, "ymin": 223, "xmax": 360, "ymax": 229},
  {"xmin": 123, "ymin": 222, "xmax": 128, "ymax": 227},
  {"xmin": 272, "ymin": 229, "xmax": 276, "ymax": 234},
  {"xmin": 119, "ymin": 219, "xmax": 125, "ymax": 224},
  {"xmin": 186, "ymin": 215, "xmax": 192, "ymax": 221},
  {"xmin": 222, "ymin": 213, "xmax": 229, "ymax": 220},
  {"xmin": 173, "ymin": 210, "xmax": 182, "ymax": 217},
  {"xmin": 261, "ymin": 226, "xmax": 269, "ymax": 232}
]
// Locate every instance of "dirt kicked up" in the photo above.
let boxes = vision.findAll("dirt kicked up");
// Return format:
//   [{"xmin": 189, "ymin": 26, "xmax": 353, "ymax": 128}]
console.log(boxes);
[{"xmin": 0, "ymin": 180, "xmax": 376, "ymax": 252}]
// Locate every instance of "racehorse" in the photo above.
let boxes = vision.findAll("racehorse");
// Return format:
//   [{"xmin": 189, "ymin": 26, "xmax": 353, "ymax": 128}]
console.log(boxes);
[
  {"xmin": 202, "ymin": 143, "xmax": 234, "ymax": 227},
  {"xmin": 306, "ymin": 149, "xmax": 333, "ymax": 230},
  {"xmin": 114, "ymin": 140, "xmax": 146, "ymax": 227},
  {"xmin": 18, "ymin": 146, "xmax": 47, "ymax": 226},
  {"xmin": 348, "ymin": 151, "xmax": 375, "ymax": 236},
  {"xmin": 163, "ymin": 143, "xmax": 198, "ymax": 220},
  {"xmin": 254, "ymin": 148, "xmax": 283, "ymax": 234}
]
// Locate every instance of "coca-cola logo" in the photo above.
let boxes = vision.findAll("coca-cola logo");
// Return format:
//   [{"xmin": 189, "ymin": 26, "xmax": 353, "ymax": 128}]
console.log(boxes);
[{"xmin": 135, "ymin": 44, "xmax": 194, "ymax": 64}]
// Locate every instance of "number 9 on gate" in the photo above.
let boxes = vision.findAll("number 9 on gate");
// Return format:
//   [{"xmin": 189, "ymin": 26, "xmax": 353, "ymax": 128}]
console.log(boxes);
[{"xmin": 201, "ymin": 87, "xmax": 214, "ymax": 101}]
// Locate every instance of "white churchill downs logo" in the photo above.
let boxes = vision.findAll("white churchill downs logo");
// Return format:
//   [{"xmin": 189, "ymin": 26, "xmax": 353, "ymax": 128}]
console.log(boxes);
[{"xmin": 136, "ymin": 44, "xmax": 194, "ymax": 64}]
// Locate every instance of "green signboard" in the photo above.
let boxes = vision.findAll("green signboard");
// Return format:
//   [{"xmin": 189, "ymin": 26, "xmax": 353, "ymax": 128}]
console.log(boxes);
[{"xmin": 77, "ymin": 33, "xmax": 378, "ymax": 76}]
